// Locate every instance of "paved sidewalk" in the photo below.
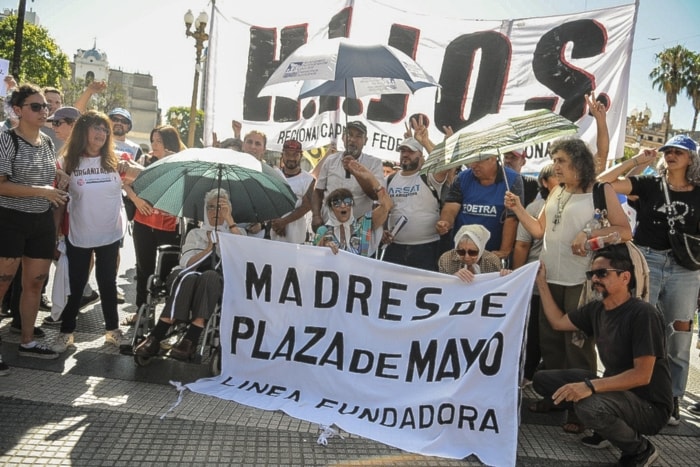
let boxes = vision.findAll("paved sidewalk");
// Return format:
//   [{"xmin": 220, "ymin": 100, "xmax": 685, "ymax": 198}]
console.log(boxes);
[{"xmin": 1, "ymin": 235, "xmax": 699, "ymax": 465}]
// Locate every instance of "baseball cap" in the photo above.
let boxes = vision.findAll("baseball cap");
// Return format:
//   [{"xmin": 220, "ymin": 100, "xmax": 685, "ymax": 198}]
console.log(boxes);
[
  {"xmin": 397, "ymin": 137, "xmax": 423, "ymax": 152},
  {"xmin": 346, "ymin": 121, "xmax": 367, "ymax": 135},
  {"xmin": 282, "ymin": 139, "xmax": 302, "ymax": 151},
  {"xmin": 108, "ymin": 108, "xmax": 132, "ymax": 124},
  {"xmin": 508, "ymin": 149, "xmax": 526, "ymax": 158},
  {"xmin": 659, "ymin": 134, "xmax": 697, "ymax": 153},
  {"xmin": 47, "ymin": 106, "xmax": 80, "ymax": 122}
]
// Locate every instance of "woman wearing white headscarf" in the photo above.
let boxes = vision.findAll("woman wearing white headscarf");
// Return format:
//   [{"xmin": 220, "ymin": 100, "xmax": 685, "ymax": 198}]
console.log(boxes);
[
  {"xmin": 314, "ymin": 159, "xmax": 392, "ymax": 257},
  {"xmin": 134, "ymin": 188, "xmax": 245, "ymax": 361},
  {"xmin": 438, "ymin": 224, "xmax": 504, "ymax": 281}
]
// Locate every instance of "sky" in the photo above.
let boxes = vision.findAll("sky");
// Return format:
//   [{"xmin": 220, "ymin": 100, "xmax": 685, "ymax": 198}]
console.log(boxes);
[{"xmin": 2, "ymin": 0, "xmax": 700, "ymax": 131}]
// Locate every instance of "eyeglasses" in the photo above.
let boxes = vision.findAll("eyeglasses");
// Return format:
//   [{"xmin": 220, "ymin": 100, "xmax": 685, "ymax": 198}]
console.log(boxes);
[
  {"xmin": 585, "ymin": 268, "xmax": 624, "ymax": 280},
  {"xmin": 51, "ymin": 119, "xmax": 73, "ymax": 128},
  {"xmin": 456, "ymin": 248, "xmax": 479, "ymax": 257},
  {"xmin": 90, "ymin": 125, "xmax": 110, "ymax": 135},
  {"xmin": 330, "ymin": 197, "xmax": 354, "ymax": 208},
  {"xmin": 206, "ymin": 204, "xmax": 219, "ymax": 211},
  {"xmin": 110, "ymin": 116, "xmax": 129, "ymax": 125},
  {"xmin": 22, "ymin": 102, "xmax": 51, "ymax": 112}
]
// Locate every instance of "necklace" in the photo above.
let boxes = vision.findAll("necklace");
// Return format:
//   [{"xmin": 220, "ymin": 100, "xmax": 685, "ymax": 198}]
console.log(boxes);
[
  {"xmin": 552, "ymin": 187, "xmax": 573, "ymax": 231},
  {"xmin": 666, "ymin": 176, "xmax": 692, "ymax": 191}
]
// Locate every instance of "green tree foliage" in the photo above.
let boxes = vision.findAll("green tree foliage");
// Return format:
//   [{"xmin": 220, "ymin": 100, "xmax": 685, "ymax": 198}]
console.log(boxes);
[
  {"xmin": 684, "ymin": 53, "xmax": 700, "ymax": 132},
  {"xmin": 166, "ymin": 106, "xmax": 203, "ymax": 148},
  {"xmin": 0, "ymin": 15, "xmax": 70, "ymax": 87},
  {"xmin": 61, "ymin": 78, "xmax": 126, "ymax": 112},
  {"xmin": 649, "ymin": 45, "xmax": 693, "ymax": 140}
]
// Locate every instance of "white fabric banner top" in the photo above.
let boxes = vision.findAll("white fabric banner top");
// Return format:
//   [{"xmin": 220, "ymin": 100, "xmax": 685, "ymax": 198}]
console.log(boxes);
[
  {"xmin": 206, "ymin": 1, "xmax": 637, "ymax": 170},
  {"xmin": 187, "ymin": 234, "xmax": 538, "ymax": 465}
]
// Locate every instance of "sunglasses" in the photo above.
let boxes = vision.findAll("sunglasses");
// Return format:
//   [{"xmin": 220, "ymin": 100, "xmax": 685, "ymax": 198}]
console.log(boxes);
[
  {"xmin": 51, "ymin": 119, "xmax": 73, "ymax": 128},
  {"xmin": 585, "ymin": 268, "xmax": 624, "ymax": 280},
  {"xmin": 110, "ymin": 116, "xmax": 130, "ymax": 125},
  {"xmin": 22, "ymin": 102, "xmax": 51, "ymax": 112},
  {"xmin": 456, "ymin": 248, "xmax": 479, "ymax": 257},
  {"xmin": 90, "ymin": 125, "xmax": 110, "ymax": 135},
  {"xmin": 330, "ymin": 197, "xmax": 354, "ymax": 208}
]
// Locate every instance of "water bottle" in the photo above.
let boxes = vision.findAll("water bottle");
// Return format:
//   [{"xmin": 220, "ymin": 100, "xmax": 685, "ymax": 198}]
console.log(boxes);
[{"xmin": 585, "ymin": 231, "xmax": 621, "ymax": 251}]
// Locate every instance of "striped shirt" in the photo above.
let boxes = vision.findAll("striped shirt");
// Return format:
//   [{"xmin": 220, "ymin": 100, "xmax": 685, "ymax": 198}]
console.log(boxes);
[{"xmin": 0, "ymin": 130, "xmax": 56, "ymax": 213}]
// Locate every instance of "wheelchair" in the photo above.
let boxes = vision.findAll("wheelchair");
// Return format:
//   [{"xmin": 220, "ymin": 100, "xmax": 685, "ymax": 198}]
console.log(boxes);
[{"xmin": 126, "ymin": 220, "xmax": 223, "ymax": 376}]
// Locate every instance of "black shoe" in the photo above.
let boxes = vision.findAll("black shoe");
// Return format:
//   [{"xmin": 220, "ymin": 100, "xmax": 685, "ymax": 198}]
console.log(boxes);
[
  {"xmin": 10, "ymin": 325, "xmax": 45, "ymax": 338},
  {"xmin": 79, "ymin": 291, "xmax": 100, "ymax": 309},
  {"xmin": 39, "ymin": 294, "xmax": 52, "ymax": 311},
  {"xmin": 688, "ymin": 401, "xmax": 700, "ymax": 416},
  {"xmin": 618, "ymin": 439, "xmax": 658, "ymax": 467},
  {"xmin": 0, "ymin": 356, "xmax": 9, "ymax": 376},
  {"xmin": 43, "ymin": 316, "xmax": 62, "ymax": 326},
  {"xmin": 17, "ymin": 342, "xmax": 59, "ymax": 360},
  {"xmin": 581, "ymin": 431, "xmax": 611, "ymax": 449},
  {"xmin": 0, "ymin": 304, "xmax": 10, "ymax": 319}
]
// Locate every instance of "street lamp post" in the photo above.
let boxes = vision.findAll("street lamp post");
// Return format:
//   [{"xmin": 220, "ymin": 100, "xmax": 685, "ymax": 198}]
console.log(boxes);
[{"xmin": 184, "ymin": 9, "xmax": 209, "ymax": 148}]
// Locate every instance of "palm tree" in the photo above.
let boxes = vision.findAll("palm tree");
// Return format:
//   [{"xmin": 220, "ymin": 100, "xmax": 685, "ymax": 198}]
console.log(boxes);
[
  {"xmin": 685, "ymin": 52, "xmax": 700, "ymax": 132},
  {"xmin": 650, "ymin": 45, "xmax": 692, "ymax": 140}
]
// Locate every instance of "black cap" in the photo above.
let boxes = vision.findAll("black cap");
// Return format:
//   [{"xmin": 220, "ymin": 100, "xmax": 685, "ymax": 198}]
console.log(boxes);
[{"xmin": 346, "ymin": 121, "xmax": 367, "ymax": 135}]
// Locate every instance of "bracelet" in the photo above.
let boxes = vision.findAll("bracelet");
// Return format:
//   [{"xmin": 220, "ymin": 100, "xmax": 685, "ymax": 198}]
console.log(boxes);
[
  {"xmin": 584, "ymin": 378, "xmax": 596, "ymax": 394},
  {"xmin": 374, "ymin": 185, "xmax": 385, "ymax": 194},
  {"xmin": 632, "ymin": 158, "xmax": 638, "ymax": 167}
]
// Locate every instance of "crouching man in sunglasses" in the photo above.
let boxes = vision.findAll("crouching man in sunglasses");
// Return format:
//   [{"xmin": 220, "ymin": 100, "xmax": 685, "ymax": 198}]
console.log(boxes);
[{"xmin": 533, "ymin": 244, "xmax": 672, "ymax": 467}]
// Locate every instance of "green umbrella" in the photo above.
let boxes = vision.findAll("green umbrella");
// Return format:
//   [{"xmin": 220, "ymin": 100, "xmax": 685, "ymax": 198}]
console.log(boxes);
[
  {"xmin": 422, "ymin": 109, "xmax": 579, "ymax": 174},
  {"xmin": 131, "ymin": 147, "xmax": 296, "ymax": 223}
]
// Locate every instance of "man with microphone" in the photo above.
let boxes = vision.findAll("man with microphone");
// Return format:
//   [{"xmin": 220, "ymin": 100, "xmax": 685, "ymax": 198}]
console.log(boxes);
[{"xmin": 311, "ymin": 121, "xmax": 384, "ymax": 231}]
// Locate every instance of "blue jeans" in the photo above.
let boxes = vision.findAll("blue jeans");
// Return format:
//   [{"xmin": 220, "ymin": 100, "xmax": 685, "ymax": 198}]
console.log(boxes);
[
  {"xmin": 533, "ymin": 369, "xmax": 669, "ymax": 456},
  {"xmin": 641, "ymin": 246, "xmax": 700, "ymax": 397}
]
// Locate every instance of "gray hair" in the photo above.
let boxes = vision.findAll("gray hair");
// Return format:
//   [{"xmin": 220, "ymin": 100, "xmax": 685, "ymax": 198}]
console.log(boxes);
[
  {"xmin": 204, "ymin": 188, "xmax": 230, "ymax": 204},
  {"xmin": 657, "ymin": 149, "xmax": 700, "ymax": 186}
]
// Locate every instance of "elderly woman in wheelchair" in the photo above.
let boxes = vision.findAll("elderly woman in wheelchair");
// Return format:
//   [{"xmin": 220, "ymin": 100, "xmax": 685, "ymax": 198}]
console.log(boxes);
[{"xmin": 134, "ymin": 188, "xmax": 245, "ymax": 361}]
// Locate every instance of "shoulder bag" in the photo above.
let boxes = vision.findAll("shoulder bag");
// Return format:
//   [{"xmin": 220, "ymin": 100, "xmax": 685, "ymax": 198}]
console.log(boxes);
[{"xmin": 661, "ymin": 178, "xmax": 700, "ymax": 271}]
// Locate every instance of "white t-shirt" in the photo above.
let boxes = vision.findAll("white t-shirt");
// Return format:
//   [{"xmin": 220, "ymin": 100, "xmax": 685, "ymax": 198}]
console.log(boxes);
[
  {"xmin": 62, "ymin": 156, "xmax": 126, "ymax": 248},
  {"xmin": 386, "ymin": 172, "xmax": 443, "ymax": 245},
  {"xmin": 271, "ymin": 169, "xmax": 315, "ymax": 244},
  {"xmin": 316, "ymin": 151, "xmax": 385, "ymax": 219}
]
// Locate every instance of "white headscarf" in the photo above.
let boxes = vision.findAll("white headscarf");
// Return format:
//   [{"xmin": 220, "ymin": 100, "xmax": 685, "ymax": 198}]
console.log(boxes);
[
  {"xmin": 453, "ymin": 224, "xmax": 491, "ymax": 262},
  {"xmin": 326, "ymin": 205, "xmax": 355, "ymax": 249},
  {"xmin": 202, "ymin": 188, "xmax": 232, "ymax": 232}
]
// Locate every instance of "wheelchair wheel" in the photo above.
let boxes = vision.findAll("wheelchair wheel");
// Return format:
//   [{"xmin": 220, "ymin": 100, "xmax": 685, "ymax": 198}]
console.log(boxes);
[
  {"xmin": 209, "ymin": 346, "xmax": 221, "ymax": 376},
  {"xmin": 134, "ymin": 353, "xmax": 154, "ymax": 367}
]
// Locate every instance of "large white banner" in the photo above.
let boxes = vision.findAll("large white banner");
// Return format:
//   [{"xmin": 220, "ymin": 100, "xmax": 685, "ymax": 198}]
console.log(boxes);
[
  {"xmin": 206, "ymin": 1, "xmax": 637, "ymax": 170},
  {"xmin": 187, "ymin": 235, "xmax": 538, "ymax": 465}
]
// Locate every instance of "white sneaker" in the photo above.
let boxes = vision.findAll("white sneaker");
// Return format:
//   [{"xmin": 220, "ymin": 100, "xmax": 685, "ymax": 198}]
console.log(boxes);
[
  {"xmin": 104, "ymin": 329, "xmax": 125, "ymax": 347},
  {"xmin": 51, "ymin": 333, "xmax": 75, "ymax": 353}
]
